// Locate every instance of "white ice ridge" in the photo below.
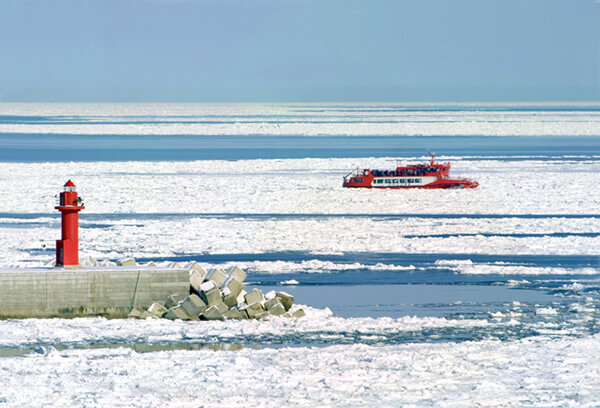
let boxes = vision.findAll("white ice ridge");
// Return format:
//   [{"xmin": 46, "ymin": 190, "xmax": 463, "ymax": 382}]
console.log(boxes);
[
  {"xmin": 0, "ymin": 311, "xmax": 492, "ymax": 348},
  {"xmin": 2, "ymin": 215, "xmax": 600, "ymax": 268},
  {"xmin": 0, "ymin": 333, "xmax": 598, "ymax": 407},
  {"xmin": 440, "ymin": 260, "xmax": 600, "ymax": 275},
  {"xmin": 1, "ymin": 102, "xmax": 600, "ymax": 136},
  {"xmin": 208, "ymin": 260, "xmax": 600, "ymax": 276},
  {"xmin": 196, "ymin": 260, "xmax": 417, "ymax": 274}
]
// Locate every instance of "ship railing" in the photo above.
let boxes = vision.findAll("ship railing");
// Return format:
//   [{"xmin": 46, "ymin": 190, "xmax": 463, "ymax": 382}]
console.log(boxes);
[{"xmin": 345, "ymin": 168, "xmax": 366, "ymax": 177}]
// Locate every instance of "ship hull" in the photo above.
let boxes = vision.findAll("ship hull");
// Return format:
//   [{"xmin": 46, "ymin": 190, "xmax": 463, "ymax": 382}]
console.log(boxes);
[
  {"xmin": 343, "ymin": 176, "xmax": 478, "ymax": 189},
  {"xmin": 342, "ymin": 155, "xmax": 478, "ymax": 189}
]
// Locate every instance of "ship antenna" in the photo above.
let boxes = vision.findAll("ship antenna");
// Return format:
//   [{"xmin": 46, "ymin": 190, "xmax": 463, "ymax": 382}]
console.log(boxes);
[{"xmin": 429, "ymin": 151, "xmax": 435, "ymax": 166}]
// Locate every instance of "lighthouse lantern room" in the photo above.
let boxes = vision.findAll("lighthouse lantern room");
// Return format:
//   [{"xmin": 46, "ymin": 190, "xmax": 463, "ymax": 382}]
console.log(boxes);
[{"xmin": 55, "ymin": 180, "xmax": 85, "ymax": 267}]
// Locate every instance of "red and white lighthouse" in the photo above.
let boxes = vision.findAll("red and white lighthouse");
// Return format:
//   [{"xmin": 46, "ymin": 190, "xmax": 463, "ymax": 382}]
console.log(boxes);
[{"xmin": 55, "ymin": 180, "xmax": 85, "ymax": 267}]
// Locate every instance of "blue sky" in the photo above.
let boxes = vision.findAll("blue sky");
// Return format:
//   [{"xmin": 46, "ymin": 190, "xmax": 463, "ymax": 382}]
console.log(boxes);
[{"xmin": 0, "ymin": 0, "xmax": 598, "ymax": 102}]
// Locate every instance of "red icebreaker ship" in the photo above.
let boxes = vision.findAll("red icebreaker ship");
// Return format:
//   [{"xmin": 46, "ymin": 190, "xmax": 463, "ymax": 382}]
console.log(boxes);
[{"xmin": 343, "ymin": 153, "xmax": 478, "ymax": 189}]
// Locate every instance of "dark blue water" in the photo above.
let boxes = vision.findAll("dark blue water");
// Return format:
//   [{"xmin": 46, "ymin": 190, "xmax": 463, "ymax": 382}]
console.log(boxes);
[
  {"xmin": 1, "ymin": 134, "xmax": 600, "ymax": 162},
  {"xmin": 258, "ymin": 284, "xmax": 564, "ymax": 319},
  {"xmin": 2, "ymin": 102, "xmax": 599, "ymax": 161}
]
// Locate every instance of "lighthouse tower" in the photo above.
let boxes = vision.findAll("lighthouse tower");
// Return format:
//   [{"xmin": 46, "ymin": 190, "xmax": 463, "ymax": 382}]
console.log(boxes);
[{"xmin": 55, "ymin": 180, "xmax": 85, "ymax": 267}]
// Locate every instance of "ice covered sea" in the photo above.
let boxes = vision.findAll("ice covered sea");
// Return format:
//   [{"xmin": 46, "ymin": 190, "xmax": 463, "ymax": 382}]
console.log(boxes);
[{"xmin": 0, "ymin": 103, "xmax": 600, "ymax": 407}]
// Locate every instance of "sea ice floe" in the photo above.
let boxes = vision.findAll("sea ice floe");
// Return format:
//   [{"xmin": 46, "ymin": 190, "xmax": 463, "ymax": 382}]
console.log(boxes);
[
  {"xmin": 1, "ymin": 157, "xmax": 599, "ymax": 267},
  {"xmin": 535, "ymin": 307, "xmax": 559, "ymax": 315},
  {"xmin": 560, "ymin": 282, "xmax": 585, "ymax": 291},
  {"xmin": 1, "ymin": 102, "xmax": 599, "ymax": 136},
  {"xmin": 1, "ymin": 158, "xmax": 600, "ymax": 215},
  {"xmin": 0, "ymin": 310, "xmax": 497, "ymax": 349},
  {"xmin": 2, "ymin": 214, "xmax": 600, "ymax": 267},
  {"xmin": 0, "ymin": 333, "xmax": 599, "ymax": 407},
  {"xmin": 453, "ymin": 264, "xmax": 599, "ymax": 275},
  {"xmin": 280, "ymin": 279, "xmax": 299, "ymax": 285}
]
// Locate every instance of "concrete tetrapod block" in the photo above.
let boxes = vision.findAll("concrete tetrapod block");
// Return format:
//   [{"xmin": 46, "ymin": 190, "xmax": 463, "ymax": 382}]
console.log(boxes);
[
  {"xmin": 243, "ymin": 302, "xmax": 265, "ymax": 319},
  {"xmin": 212, "ymin": 301, "xmax": 228, "ymax": 314},
  {"xmin": 264, "ymin": 297, "xmax": 283, "ymax": 311},
  {"xmin": 201, "ymin": 305, "xmax": 225, "ymax": 321},
  {"xmin": 147, "ymin": 302, "xmax": 168, "ymax": 317},
  {"xmin": 204, "ymin": 268, "xmax": 227, "ymax": 287},
  {"xmin": 188, "ymin": 263, "xmax": 207, "ymax": 281},
  {"xmin": 163, "ymin": 305, "xmax": 193, "ymax": 321},
  {"xmin": 99, "ymin": 259, "xmax": 117, "ymax": 267},
  {"xmin": 197, "ymin": 281, "xmax": 219, "ymax": 305},
  {"xmin": 222, "ymin": 277, "xmax": 244, "ymax": 298},
  {"xmin": 189, "ymin": 269, "xmax": 205, "ymax": 295},
  {"xmin": 45, "ymin": 259, "xmax": 57, "ymax": 267},
  {"xmin": 236, "ymin": 290, "xmax": 247, "ymax": 306},
  {"xmin": 181, "ymin": 294, "xmax": 207, "ymax": 318},
  {"xmin": 254, "ymin": 311, "xmax": 270, "ymax": 320},
  {"xmin": 139, "ymin": 311, "xmax": 159, "ymax": 319},
  {"xmin": 117, "ymin": 257, "xmax": 136, "ymax": 266},
  {"xmin": 127, "ymin": 308, "xmax": 143, "ymax": 319},
  {"xmin": 199, "ymin": 280, "xmax": 216, "ymax": 292},
  {"xmin": 223, "ymin": 308, "xmax": 244, "ymax": 320},
  {"xmin": 244, "ymin": 289, "xmax": 264, "ymax": 305},
  {"xmin": 265, "ymin": 290, "xmax": 276, "ymax": 301},
  {"xmin": 81, "ymin": 255, "xmax": 97, "ymax": 267},
  {"xmin": 203, "ymin": 287, "xmax": 222, "ymax": 306},
  {"xmin": 291, "ymin": 309, "xmax": 306, "ymax": 318},
  {"xmin": 275, "ymin": 291, "xmax": 295, "ymax": 311},
  {"xmin": 186, "ymin": 262, "xmax": 207, "ymax": 275},
  {"xmin": 268, "ymin": 302, "xmax": 286, "ymax": 316},
  {"xmin": 222, "ymin": 288, "xmax": 238, "ymax": 308},
  {"xmin": 227, "ymin": 266, "xmax": 247, "ymax": 283},
  {"xmin": 164, "ymin": 293, "xmax": 184, "ymax": 310}
]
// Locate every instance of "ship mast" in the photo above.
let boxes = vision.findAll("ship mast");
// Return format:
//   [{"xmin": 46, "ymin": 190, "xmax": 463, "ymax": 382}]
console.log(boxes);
[{"xmin": 429, "ymin": 151, "xmax": 435, "ymax": 166}]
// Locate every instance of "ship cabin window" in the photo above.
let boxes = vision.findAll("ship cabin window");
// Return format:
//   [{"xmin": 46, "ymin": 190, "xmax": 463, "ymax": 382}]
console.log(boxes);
[{"xmin": 353, "ymin": 178, "xmax": 363, "ymax": 183}]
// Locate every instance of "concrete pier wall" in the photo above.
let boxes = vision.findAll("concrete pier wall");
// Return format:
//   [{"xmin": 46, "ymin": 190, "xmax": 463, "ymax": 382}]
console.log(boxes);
[{"xmin": 0, "ymin": 267, "xmax": 189, "ymax": 319}]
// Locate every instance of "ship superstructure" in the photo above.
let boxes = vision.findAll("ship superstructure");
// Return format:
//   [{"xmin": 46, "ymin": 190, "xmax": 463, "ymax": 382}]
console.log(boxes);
[{"xmin": 343, "ymin": 154, "xmax": 478, "ymax": 189}]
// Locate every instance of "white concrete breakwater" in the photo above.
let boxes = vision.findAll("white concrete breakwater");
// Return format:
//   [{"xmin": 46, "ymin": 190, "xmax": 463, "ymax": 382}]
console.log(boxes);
[
  {"xmin": 0, "ymin": 257, "xmax": 303, "ymax": 320},
  {"xmin": 0, "ymin": 258, "xmax": 188, "ymax": 319}
]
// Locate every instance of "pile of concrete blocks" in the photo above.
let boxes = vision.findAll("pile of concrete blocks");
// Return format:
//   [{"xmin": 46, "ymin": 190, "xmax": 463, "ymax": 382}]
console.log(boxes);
[
  {"xmin": 131, "ymin": 263, "xmax": 305, "ymax": 321},
  {"xmin": 79, "ymin": 256, "xmax": 181, "ymax": 268}
]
